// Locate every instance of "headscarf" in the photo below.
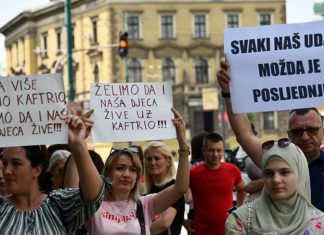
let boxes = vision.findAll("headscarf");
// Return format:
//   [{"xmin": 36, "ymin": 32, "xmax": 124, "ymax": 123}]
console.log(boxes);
[
  {"xmin": 47, "ymin": 150, "xmax": 70, "ymax": 172},
  {"xmin": 234, "ymin": 141, "xmax": 314, "ymax": 235}
]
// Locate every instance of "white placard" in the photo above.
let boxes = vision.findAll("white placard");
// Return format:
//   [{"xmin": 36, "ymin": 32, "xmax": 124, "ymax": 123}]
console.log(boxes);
[
  {"xmin": 0, "ymin": 73, "xmax": 68, "ymax": 147},
  {"xmin": 224, "ymin": 21, "xmax": 324, "ymax": 113},
  {"xmin": 90, "ymin": 82, "xmax": 176, "ymax": 142}
]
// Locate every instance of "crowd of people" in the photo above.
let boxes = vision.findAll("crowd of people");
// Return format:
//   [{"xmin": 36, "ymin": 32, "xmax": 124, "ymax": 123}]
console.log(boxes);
[
  {"xmin": 1, "ymin": 60, "xmax": 324, "ymax": 235},
  {"xmin": 0, "ymin": 108, "xmax": 191, "ymax": 235}
]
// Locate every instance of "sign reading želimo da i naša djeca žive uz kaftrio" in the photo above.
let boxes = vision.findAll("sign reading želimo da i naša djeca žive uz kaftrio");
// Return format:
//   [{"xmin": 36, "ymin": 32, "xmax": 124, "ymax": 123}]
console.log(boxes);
[{"xmin": 90, "ymin": 81, "xmax": 176, "ymax": 143}]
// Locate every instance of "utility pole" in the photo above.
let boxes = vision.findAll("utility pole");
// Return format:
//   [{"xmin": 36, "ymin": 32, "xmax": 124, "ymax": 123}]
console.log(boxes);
[{"xmin": 65, "ymin": 0, "xmax": 75, "ymax": 101}]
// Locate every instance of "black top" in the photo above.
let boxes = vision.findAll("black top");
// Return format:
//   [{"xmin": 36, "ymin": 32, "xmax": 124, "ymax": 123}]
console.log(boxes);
[{"xmin": 149, "ymin": 179, "xmax": 185, "ymax": 235}]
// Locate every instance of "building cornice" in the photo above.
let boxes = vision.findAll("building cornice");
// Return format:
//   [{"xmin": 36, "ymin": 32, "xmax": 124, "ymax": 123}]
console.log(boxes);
[{"xmin": 0, "ymin": 0, "xmax": 87, "ymax": 36}]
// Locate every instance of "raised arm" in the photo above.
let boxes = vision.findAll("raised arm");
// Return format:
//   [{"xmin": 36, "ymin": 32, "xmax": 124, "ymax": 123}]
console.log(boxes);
[
  {"xmin": 217, "ymin": 60, "xmax": 263, "ymax": 167},
  {"xmin": 64, "ymin": 109, "xmax": 95, "ymax": 188},
  {"xmin": 244, "ymin": 179, "xmax": 264, "ymax": 194},
  {"xmin": 66, "ymin": 115, "xmax": 102, "ymax": 203},
  {"xmin": 64, "ymin": 154, "xmax": 79, "ymax": 188},
  {"xmin": 152, "ymin": 108, "xmax": 189, "ymax": 214}
]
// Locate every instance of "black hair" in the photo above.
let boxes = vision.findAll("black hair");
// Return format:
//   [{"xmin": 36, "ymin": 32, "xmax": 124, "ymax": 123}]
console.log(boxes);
[
  {"xmin": 190, "ymin": 131, "xmax": 208, "ymax": 164},
  {"xmin": 289, "ymin": 107, "xmax": 320, "ymax": 116},
  {"xmin": 131, "ymin": 145, "xmax": 144, "ymax": 168},
  {"xmin": 202, "ymin": 132, "xmax": 223, "ymax": 148},
  {"xmin": 47, "ymin": 144, "xmax": 70, "ymax": 156},
  {"xmin": 88, "ymin": 149, "xmax": 104, "ymax": 174},
  {"xmin": 22, "ymin": 145, "xmax": 51, "ymax": 193}
]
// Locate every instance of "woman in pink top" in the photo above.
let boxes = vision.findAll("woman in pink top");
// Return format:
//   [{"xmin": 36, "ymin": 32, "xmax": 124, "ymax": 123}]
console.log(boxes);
[{"xmin": 66, "ymin": 108, "xmax": 190, "ymax": 235}]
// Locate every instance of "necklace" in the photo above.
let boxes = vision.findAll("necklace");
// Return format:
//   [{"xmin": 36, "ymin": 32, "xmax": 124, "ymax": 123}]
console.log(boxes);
[{"xmin": 102, "ymin": 200, "xmax": 134, "ymax": 214}]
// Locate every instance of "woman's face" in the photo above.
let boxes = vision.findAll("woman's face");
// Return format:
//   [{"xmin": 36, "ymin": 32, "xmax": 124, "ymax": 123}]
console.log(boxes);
[
  {"xmin": 2, "ymin": 147, "xmax": 42, "ymax": 195},
  {"xmin": 0, "ymin": 159, "xmax": 7, "ymax": 195},
  {"xmin": 263, "ymin": 157, "xmax": 297, "ymax": 200},
  {"xmin": 106, "ymin": 154, "xmax": 138, "ymax": 195},
  {"xmin": 145, "ymin": 148, "xmax": 170, "ymax": 177}
]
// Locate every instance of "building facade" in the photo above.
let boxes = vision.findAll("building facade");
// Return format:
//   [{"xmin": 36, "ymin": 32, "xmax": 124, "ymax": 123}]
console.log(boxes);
[{"xmin": 0, "ymin": 0, "xmax": 287, "ymax": 154}]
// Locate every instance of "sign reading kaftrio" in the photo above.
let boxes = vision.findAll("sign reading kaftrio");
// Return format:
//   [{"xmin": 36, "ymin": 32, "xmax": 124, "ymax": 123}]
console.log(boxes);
[
  {"xmin": 0, "ymin": 73, "xmax": 67, "ymax": 147},
  {"xmin": 90, "ymin": 81, "xmax": 176, "ymax": 142},
  {"xmin": 224, "ymin": 21, "xmax": 324, "ymax": 113}
]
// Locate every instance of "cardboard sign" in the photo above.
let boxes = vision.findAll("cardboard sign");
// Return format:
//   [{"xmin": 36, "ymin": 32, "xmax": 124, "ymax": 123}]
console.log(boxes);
[
  {"xmin": 90, "ymin": 81, "xmax": 176, "ymax": 142},
  {"xmin": 224, "ymin": 21, "xmax": 324, "ymax": 113},
  {"xmin": 0, "ymin": 73, "xmax": 67, "ymax": 147}
]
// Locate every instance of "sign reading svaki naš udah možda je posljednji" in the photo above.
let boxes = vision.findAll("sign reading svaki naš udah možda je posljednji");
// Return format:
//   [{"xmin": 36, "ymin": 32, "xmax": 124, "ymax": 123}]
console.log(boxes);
[
  {"xmin": 0, "ymin": 73, "xmax": 67, "ymax": 147},
  {"xmin": 90, "ymin": 82, "xmax": 176, "ymax": 142},
  {"xmin": 224, "ymin": 21, "xmax": 324, "ymax": 113}
]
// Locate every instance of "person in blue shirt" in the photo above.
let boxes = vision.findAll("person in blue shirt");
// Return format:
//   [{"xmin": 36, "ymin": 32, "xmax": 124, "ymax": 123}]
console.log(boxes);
[{"xmin": 217, "ymin": 60, "xmax": 324, "ymax": 212}]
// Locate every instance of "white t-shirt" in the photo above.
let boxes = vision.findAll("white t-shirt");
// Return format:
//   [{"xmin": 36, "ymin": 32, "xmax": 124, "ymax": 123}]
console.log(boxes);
[{"xmin": 86, "ymin": 194, "xmax": 156, "ymax": 235}]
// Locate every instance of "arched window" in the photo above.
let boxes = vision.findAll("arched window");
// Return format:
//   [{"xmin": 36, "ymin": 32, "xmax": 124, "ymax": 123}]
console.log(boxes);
[
  {"xmin": 195, "ymin": 58, "xmax": 208, "ymax": 84},
  {"xmin": 93, "ymin": 64, "xmax": 99, "ymax": 83},
  {"xmin": 127, "ymin": 58, "xmax": 142, "ymax": 82},
  {"xmin": 162, "ymin": 58, "xmax": 175, "ymax": 82}
]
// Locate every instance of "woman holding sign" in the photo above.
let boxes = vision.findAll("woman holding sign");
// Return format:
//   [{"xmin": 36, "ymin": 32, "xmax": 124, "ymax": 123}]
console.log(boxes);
[
  {"xmin": 82, "ymin": 107, "xmax": 189, "ymax": 235},
  {"xmin": 0, "ymin": 115, "xmax": 104, "ymax": 234}
]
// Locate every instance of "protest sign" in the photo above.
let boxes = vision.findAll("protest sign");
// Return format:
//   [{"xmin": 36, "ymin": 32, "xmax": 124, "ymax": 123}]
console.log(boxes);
[
  {"xmin": 224, "ymin": 21, "xmax": 324, "ymax": 113},
  {"xmin": 90, "ymin": 81, "xmax": 176, "ymax": 142},
  {"xmin": 0, "ymin": 73, "xmax": 67, "ymax": 147}
]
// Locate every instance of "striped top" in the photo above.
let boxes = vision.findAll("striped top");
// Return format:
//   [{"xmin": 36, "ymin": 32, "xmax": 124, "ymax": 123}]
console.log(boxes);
[{"xmin": 0, "ymin": 186, "xmax": 104, "ymax": 235}]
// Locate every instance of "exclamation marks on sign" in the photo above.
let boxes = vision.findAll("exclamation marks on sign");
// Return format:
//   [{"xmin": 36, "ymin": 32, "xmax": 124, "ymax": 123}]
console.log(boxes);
[
  {"xmin": 157, "ymin": 120, "xmax": 167, "ymax": 128},
  {"xmin": 54, "ymin": 123, "xmax": 62, "ymax": 132}
]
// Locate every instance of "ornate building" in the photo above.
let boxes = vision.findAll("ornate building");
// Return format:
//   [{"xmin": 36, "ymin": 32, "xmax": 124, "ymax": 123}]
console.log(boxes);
[{"xmin": 0, "ymin": 0, "xmax": 287, "ymax": 153}]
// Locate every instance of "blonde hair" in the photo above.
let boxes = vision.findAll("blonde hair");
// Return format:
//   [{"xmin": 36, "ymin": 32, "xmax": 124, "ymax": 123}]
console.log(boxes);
[
  {"xmin": 143, "ymin": 141, "xmax": 176, "ymax": 193},
  {"xmin": 102, "ymin": 149, "xmax": 142, "ymax": 201}
]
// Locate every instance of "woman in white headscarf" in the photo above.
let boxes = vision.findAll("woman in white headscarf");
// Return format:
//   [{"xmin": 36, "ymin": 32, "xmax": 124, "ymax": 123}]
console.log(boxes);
[{"xmin": 226, "ymin": 138, "xmax": 324, "ymax": 235}]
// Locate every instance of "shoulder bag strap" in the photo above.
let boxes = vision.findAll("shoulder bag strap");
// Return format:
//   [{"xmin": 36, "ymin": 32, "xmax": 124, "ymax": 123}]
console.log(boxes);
[{"xmin": 136, "ymin": 200, "xmax": 146, "ymax": 235}]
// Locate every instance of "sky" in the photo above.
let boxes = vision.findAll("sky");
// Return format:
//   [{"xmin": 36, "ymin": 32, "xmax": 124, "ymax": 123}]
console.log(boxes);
[
  {"xmin": 0, "ymin": 0, "xmax": 323, "ymax": 75},
  {"xmin": 0, "ymin": 0, "xmax": 49, "ymax": 75}
]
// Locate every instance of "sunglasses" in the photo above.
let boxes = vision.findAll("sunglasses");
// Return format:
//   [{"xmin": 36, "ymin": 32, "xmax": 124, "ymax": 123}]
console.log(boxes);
[
  {"xmin": 109, "ymin": 146, "xmax": 139, "ymax": 157},
  {"xmin": 288, "ymin": 127, "xmax": 321, "ymax": 137},
  {"xmin": 262, "ymin": 138, "xmax": 291, "ymax": 151}
]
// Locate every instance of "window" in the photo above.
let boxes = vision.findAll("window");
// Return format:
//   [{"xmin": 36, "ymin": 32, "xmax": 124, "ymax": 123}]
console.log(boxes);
[
  {"xmin": 194, "ymin": 15, "xmax": 206, "ymax": 39},
  {"xmin": 94, "ymin": 64, "xmax": 99, "ymax": 83},
  {"xmin": 71, "ymin": 24, "xmax": 75, "ymax": 49},
  {"xmin": 127, "ymin": 58, "xmax": 142, "ymax": 82},
  {"xmin": 162, "ymin": 58, "xmax": 175, "ymax": 82},
  {"xmin": 161, "ymin": 15, "xmax": 173, "ymax": 39},
  {"xmin": 263, "ymin": 111, "xmax": 275, "ymax": 129},
  {"xmin": 91, "ymin": 17, "xmax": 98, "ymax": 44},
  {"xmin": 56, "ymin": 28, "xmax": 62, "ymax": 53},
  {"xmin": 195, "ymin": 58, "xmax": 208, "ymax": 84},
  {"xmin": 42, "ymin": 32, "xmax": 48, "ymax": 57},
  {"xmin": 259, "ymin": 13, "xmax": 271, "ymax": 25},
  {"xmin": 227, "ymin": 14, "xmax": 239, "ymax": 28},
  {"xmin": 127, "ymin": 15, "xmax": 140, "ymax": 39}
]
